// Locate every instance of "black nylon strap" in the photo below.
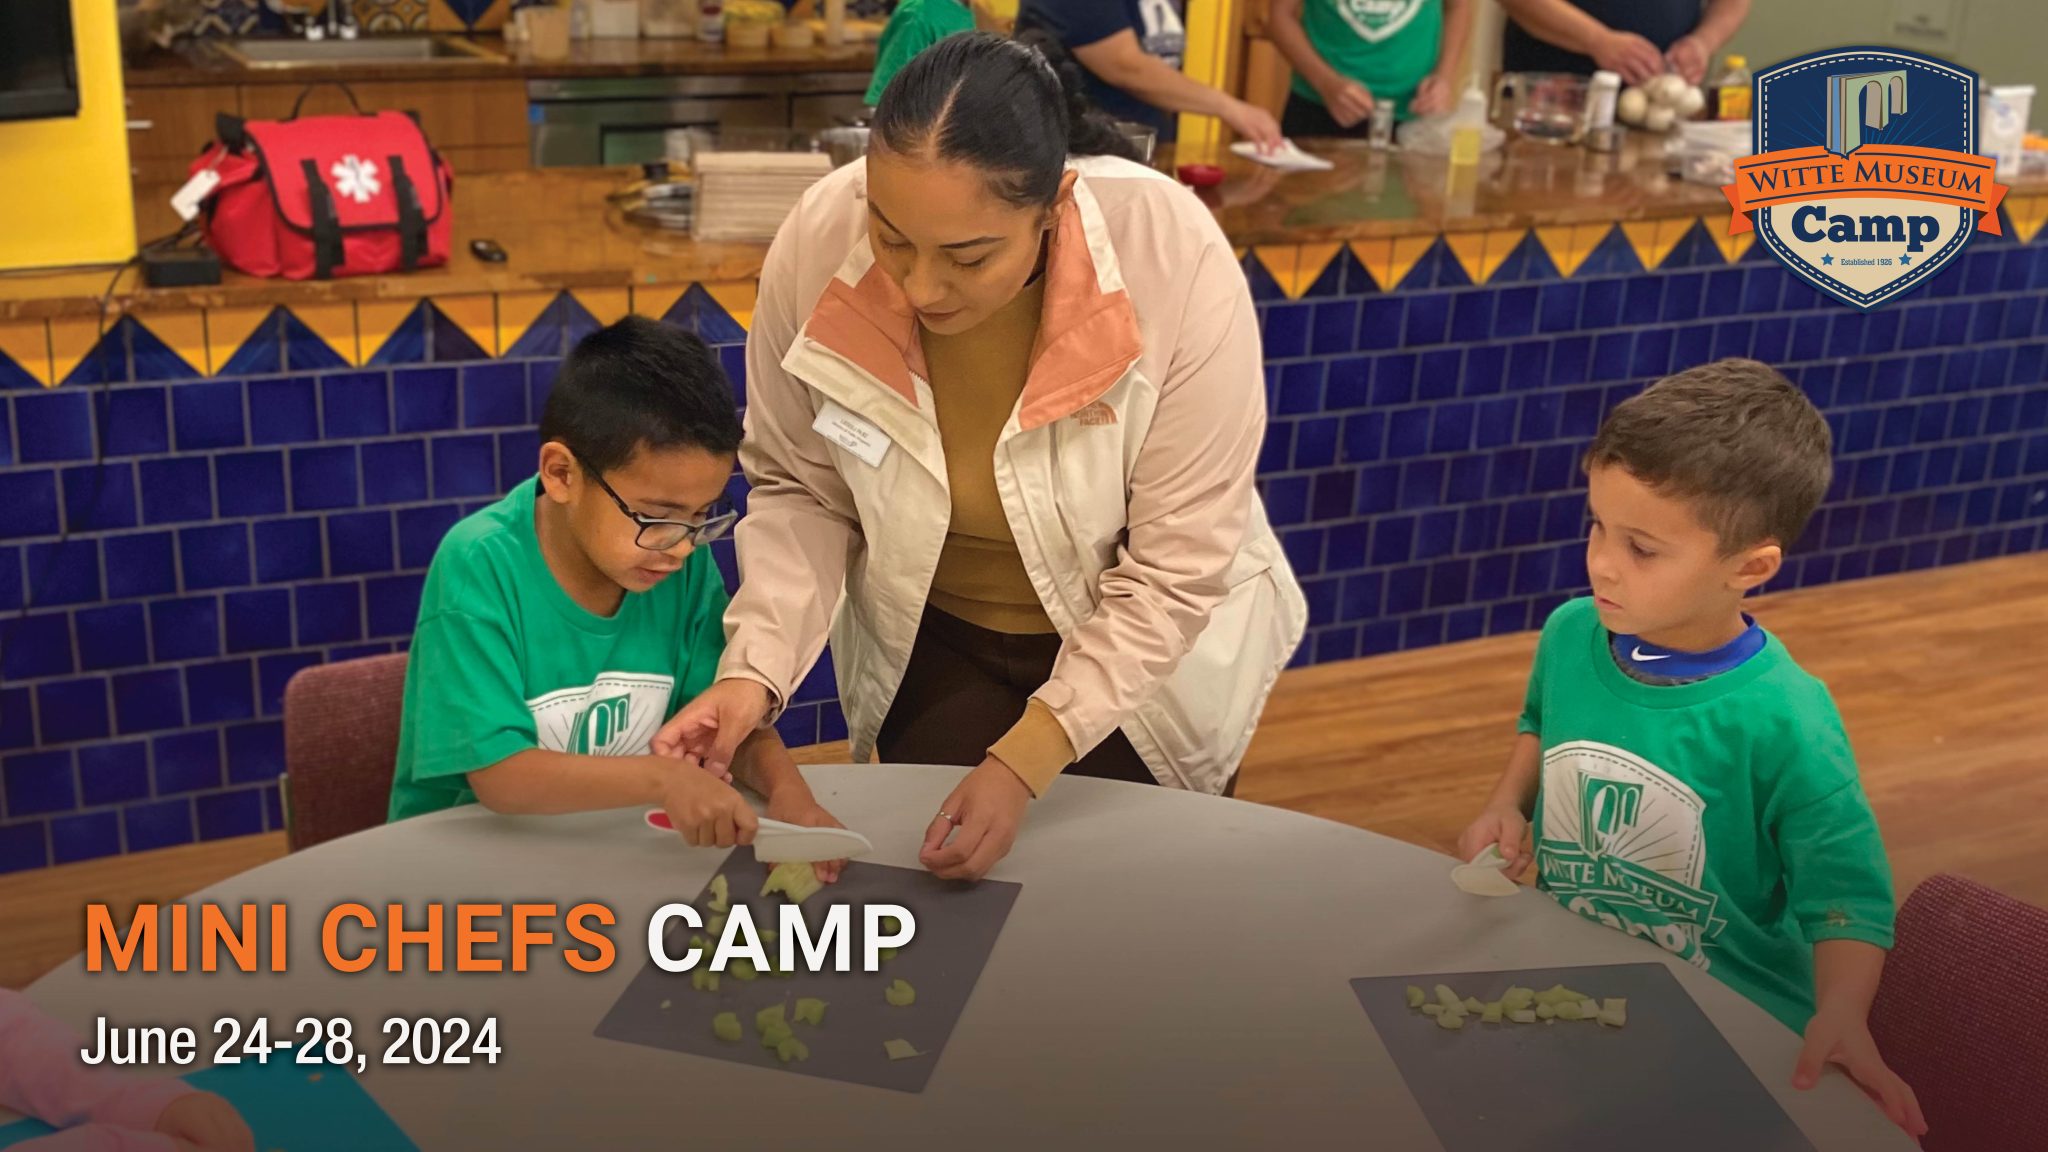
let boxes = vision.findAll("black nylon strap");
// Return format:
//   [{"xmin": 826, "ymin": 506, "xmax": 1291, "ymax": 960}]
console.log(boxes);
[
  {"xmin": 387, "ymin": 153, "xmax": 425, "ymax": 271},
  {"xmin": 300, "ymin": 158, "xmax": 344, "ymax": 280}
]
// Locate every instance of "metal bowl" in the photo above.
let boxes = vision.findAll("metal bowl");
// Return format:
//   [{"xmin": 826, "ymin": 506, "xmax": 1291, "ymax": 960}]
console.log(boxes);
[{"xmin": 815, "ymin": 126, "xmax": 871, "ymax": 169}]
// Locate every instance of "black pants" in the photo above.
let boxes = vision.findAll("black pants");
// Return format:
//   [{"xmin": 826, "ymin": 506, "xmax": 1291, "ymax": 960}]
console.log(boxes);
[{"xmin": 1282, "ymin": 91, "xmax": 1375, "ymax": 141}]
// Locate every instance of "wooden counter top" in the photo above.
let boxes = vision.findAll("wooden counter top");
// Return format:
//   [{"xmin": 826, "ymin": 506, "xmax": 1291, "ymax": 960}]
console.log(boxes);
[
  {"xmin": 124, "ymin": 34, "xmax": 876, "ymax": 87},
  {"xmin": 8, "ymin": 135, "xmax": 2042, "ymax": 320}
]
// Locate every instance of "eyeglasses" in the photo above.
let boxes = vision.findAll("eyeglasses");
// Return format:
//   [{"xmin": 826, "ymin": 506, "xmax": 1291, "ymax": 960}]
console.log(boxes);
[{"xmin": 585, "ymin": 466, "xmax": 738, "ymax": 551}]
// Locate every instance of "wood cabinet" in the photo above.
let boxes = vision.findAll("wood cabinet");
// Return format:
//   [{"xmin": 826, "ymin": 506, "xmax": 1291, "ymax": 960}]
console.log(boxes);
[
  {"xmin": 238, "ymin": 78, "xmax": 530, "ymax": 176},
  {"xmin": 126, "ymin": 84, "xmax": 242, "ymax": 185}
]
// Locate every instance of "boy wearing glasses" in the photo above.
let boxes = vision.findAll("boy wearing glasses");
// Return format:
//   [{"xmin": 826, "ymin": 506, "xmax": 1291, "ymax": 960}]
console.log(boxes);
[{"xmin": 387, "ymin": 319, "xmax": 845, "ymax": 872}]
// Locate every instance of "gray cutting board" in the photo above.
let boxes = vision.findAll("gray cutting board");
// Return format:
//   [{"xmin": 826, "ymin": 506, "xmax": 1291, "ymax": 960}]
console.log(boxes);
[
  {"xmin": 595, "ymin": 848, "xmax": 1021, "ymax": 1092},
  {"xmin": 1352, "ymin": 963, "xmax": 1815, "ymax": 1152}
]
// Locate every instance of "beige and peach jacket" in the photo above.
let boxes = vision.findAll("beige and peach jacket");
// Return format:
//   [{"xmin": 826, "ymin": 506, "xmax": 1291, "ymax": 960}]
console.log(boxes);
[{"xmin": 717, "ymin": 154, "xmax": 1307, "ymax": 795}]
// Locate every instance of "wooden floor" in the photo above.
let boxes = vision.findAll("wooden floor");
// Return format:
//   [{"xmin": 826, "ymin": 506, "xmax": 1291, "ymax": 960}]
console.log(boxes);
[{"xmin": 4, "ymin": 553, "xmax": 2045, "ymax": 990}]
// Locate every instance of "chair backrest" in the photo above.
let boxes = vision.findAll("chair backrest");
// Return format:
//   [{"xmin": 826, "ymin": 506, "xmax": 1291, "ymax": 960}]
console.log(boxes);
[
  {"xmin": 1868, "ymin": 873, "xmax": 2048, "ymax": 1151},
  {"xmin": 282, "ymin": 653, "xmax": 409, "ymax": 852}
]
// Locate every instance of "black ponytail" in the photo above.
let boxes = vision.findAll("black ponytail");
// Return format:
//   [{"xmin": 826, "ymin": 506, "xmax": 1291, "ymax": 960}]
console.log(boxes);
[{"xmin": 872, "ymin": 30, "xmax": 1141, "ymax": 209}]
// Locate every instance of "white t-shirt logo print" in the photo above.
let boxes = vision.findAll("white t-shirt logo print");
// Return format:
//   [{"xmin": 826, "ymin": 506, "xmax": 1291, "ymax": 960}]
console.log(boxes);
[{"xmin": 330, "ymin": 154, "xmax": 381, "ymax": 205}]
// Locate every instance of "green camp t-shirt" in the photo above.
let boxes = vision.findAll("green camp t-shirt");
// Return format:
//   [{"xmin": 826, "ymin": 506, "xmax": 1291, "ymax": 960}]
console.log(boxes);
[
  {"xmin": 865, "ymin": 0, "xmax": 978, "ymax": 105},
  {"xmin": 1518, "ymin": 596, "xmax": 1896, "ymax": 1032},
  {"xmin": 386, "ymin": 476, "xmax": 730, "ymax": 822},
  {"xmin": 1289, "ymin": 0, "xmax": 1442, "ymax": 121}
]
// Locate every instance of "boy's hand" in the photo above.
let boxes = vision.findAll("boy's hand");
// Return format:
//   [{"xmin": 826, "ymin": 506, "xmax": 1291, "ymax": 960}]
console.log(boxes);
[
  {"xmin": 765, "ymin": 787, "xmax": 851, "ymax": 885},
  {"xmin": 157, "ymin": 1092, "xmax": 254, "ymax": 1152},
  {"xmin": 656, "ymin": 757, "xmax": 759, "ymax": 849},
  {"xmin": 1457, "ymin": 807, "xmax": 1532, "ymax": 879},
  {"xmin": 1795, "ymin": 1007, "xmax": 1928, "ymax": 1138},
  {"xmin": 653, "ymin": 679, "xmax": 773, "ymax": 779}
]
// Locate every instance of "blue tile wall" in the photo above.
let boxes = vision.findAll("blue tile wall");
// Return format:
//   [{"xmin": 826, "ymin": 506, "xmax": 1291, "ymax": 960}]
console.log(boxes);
[{"xmin": 3, "ymin": 235, "xmax": 2047, "ymax": 873}]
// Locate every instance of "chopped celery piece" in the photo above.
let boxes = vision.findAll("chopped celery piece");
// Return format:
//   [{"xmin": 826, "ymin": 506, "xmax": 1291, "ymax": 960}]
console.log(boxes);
[
  {"xmin": 1434, "ymin": 985, "xmax": 1463, "ymax": 1012},
  {"xmin": 775, "ymin": 1037, "xmax": 811, "ymax": 1064},
  {"xmin": 712, "ymin": 1012, "xmax": 742, "ymax": 1043},
  {"xmin": 1509, "ymin": 1009, "xmax": 1538, "ymax": 1024},
  {"xmin": 707, "ymin": 874, "xmax": 730, "ymax": 914},
  {"xmin": 885, "ymin": 979, "xmax": 916, "ymax": 1008},
  {"xmin": 794, "ymin": 998, "xmax": 828, "ymax": 1026},
  {"xmin": 1602, "ymin": 997, "xmax": 1628, "ymax": 1015},
  {"xmin": 1598, "ymin": 998, "xmax": 1628, "ymax": 1028},
  {"xmin": 760, "ymin": 1022, "xmax": 794, "ymax": 1049},
  {"xmin": 756, "ymin": 1003, "xmax": 788, "ymax": 1033},
  {"xmin": 706, "ymin": 915, "xmax": 726, "ymax": 939},
  {"xmin": 1557, "ymin": 987, "xmax": 1589, "ymax": 1004},
  {"xmin": 1461, "ymin": 997, "xmax": 1485, "ymax": 1014},
  {"xmin": 1405, "ymin": 985, "xmax": 1426, "ymax": 1009},
  {"xmin": 1480, "ymin": 1002, "xmax": 1503, "ymax": 1024},
  {"xmin": 1502, "ymin": 986, "xmax": 1535, "ymax": 1010},
  {"xmin": 1535, "ymin": 1002, "xmax": 1556, "ymax": 1020},
  {"xmin": 1436, "ymin": 1012, "xmax": 1466, "ymax": 1031},
  {"xmin": 732, "ymin": 959, "xmax": 759, "ymax": 981},
  {"xmin": 1577, "ymin": 999, "xmax": 1600, "ymax": 1018},
  {"xmin": 1554, "ymin": 1001, "xmax": 1584, "ymax": 1021},
  {"xmin": 1420, "ymin": 1003, "xmax": 1444, "ymax": 1016},
  {"xmin": 883, "ymin": 1039, "xmax": 923, "ymax": 1061},
  {"xmin": 761, "ymin": 861, "xmax": 825, "ymax": 905},
  {"xmin": 660, "ymin": 999, "xmax": 672, "ymax": 1010},
  {"xmin": 880, "ymin": 947, "xmax": 899, "ymax": 962},
  {"xmin": 690, "ymin": 968, "xmax": 720, "ymax": 993}
]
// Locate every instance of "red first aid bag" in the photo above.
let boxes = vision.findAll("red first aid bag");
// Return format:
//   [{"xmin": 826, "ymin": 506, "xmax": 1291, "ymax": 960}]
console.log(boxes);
[{"xmin": 193, "ymin": 84, "xmax": 454, "ymax": 280}]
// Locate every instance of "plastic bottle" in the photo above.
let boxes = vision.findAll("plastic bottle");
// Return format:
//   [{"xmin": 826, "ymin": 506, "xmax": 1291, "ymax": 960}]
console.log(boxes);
[
  {"xmin": 1449, "ymin": 81, "xmax": 1486, "ymax": 166},
  {"xmin": 1585, "ymin": 70, "xmax": 1620, "ymax": 132},
  {"xmin": 696, "ymin": 0, "xmax": 724, "ymax": 42},
  {"xmin": 1711, "ymin": 55, "xmax": 1752, "ymax": 121}
]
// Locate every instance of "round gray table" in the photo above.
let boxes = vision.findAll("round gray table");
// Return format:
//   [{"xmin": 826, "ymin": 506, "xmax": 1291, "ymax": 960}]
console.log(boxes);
[{"xmin": 25, "ymin": 765, "xmax": 1910, "ymax": 1150}]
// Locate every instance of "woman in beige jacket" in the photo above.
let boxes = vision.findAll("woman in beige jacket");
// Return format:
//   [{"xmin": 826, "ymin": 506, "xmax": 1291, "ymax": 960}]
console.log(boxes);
[{"xmin": 656, "ymin": 33, "xmax": 1306, "ymax": 881}]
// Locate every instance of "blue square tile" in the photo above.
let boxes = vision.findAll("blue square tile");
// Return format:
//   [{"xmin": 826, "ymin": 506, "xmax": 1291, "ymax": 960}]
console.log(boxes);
[
  {"xmin": 350, "ymin": 439, "xmax": 429, "ymax": 510},
  {"xmin": 774, "ymin": 703, "xmax": 819, "ymax": 748},
  {"xmin": 1399, "ymin": 459, "xmax": 1446, "ymax": 510},
  {"xmin": 1276, "ymin": 362, "xmax": 1324, "ymax": 417},
  {"xmin": 1262, "ymin": 304, "xmax": 1309, "ymax": 359},
  {"xmin": 1487, "ymin": 599, "xmax": 1532, "ymax": 635},
  {"xmin": 1537, "ymin": 283, "xmax": 1582, "ymax": 333},
  {"xmin": 152, "ymin": 730, "xmax": 222, "ymax": 794},
  {"xmin": 178, "ymin": 524, "xmax": 251, "ymax": 591},
  {"xmin": 197, "ymin": 788, "xmax": 265, "ymax": 841},
  {"xmin": 431, "ymin": 434, "xmax": 500, "ymax": 499},
  {"xmin": 1548, "ymin": 336, "xmax": 1591, "ymax": 387},
  {"xmin": 1311, "ymin": 300, "xmax": 1360, "ymax": 356},
  {"xmin": 1430, "ymin": 403, "xmax": 1473, "ymax": 454},
  {"xmin": 1282, "ymin": 528, "xmax": 1324, "ymax": 575},
  {"xmin": 1370, "ymin": 516, "xmax": 1414, "ymax": 566},
  {"xmin": 1326, "ymin": 523, "xmax": 1367, "ymax": 572},
  {"xmin": 1403, "ymin": 293, "xmax": 1450, "ymax": 347},
  {"xmin": 1388, "ymin": 408, "xmax": 1430, "ymax": 458},
  {"xmin": 0, "ymin": 470, "xmax": 61, "ymax": 540},
  {"xmin": 153, "ymin": 591, "xmax": 225, "ymax": 659},
  {"xmin": 22, "ymin": 539, "xmax": 101, "ymax": 606},
  {"xmin": 186, "ymin": 658, "xmax": 256, "ymax": 725},
  {"xmin": 1293, "ymin": 417, "xmax": 1338, "ymax": 470},
  {"xmin": 497, "ymin": 431, "xmax": 540, "ymax": 487},
  {"xmin": 14, "ymin": 391, "xmax": 94, "ymax": 463},
  {"xmin": 1741, "ymin": 266, "xmax": 1784, "ymax": 313},
  {"xmin": 527, "ymin": 358, "xmax": 561, "ymax": 416},
  {"xmin": 250, "ymin": 518, "xmax": 321, "ymax": 584},
  {"xmin": 1418, "ymin": 349, "xmax": 1463, "ymax": 400},
  {"xmin": 257, "ymin": 651, "xmax": 322, "ymax": 716},
  {"xmin": 111, "ymin": 660, "xmax": 183, "ymax": 729},
  {"xmin": 1358, "ymin": 298, "xmax": 1404, "ymax": 351},
  {"xmin": 0, "ymin": 822, "xmax": 47, "ymax": 874},
  {"xmin": 1631, "ymin": 329, "xmax": 1673, "ymax": 377},
  {"xmin": 50, "ymin": 810, "xmax": 121, "ymax": 864},
  {"xmin": 1309, "ymin": 470, "xmax": 1353, "ymax": 522},
  {"xmin": 1312, "ymin": 625, "xmax": 1358, "ymax": 664},
  {"xmin": 3, "ymin": 749, "xmax": 75, "ymax": 816},
  {"xmin": 1460, "ymin": 503, "xmax": 1504, "ymax": 554},
  {"xmin": 1260, "ymin": 423, "xmax": 1293, "ymax": 474},
  {"xmin": 326, "ymin": 510, "xmax": 394, "ymax": 576},
  {"xmin": 1701, "ymin": 269, "xmax": 1744, "ymax": 318},
  {"xmin": 1507, "ymin": 341, "xmax": 1548, "ymax": 392},
  {"xmin": 1446, "ymin": 455, "xmax": 1488, "ymax": 505},
  {"xmin": 1354, "ymin": 463, "xmax": 1399, "ymax": 515},
  {"xmin": 1579, "ymin": 278, "xmax": 1624, "ymax": 332},
  {"xmin": 1261, "ymin": 475, "xmax": 1309, "ymax": 526},
  {"xmin": 62, "ymin": 462, "xmax": 138, "ymax": 532},
  {"xmin": 172, "ymin": 380, "xmax": 247, "ymax": 450},
  {"xmin": 1426, "ymin": 559, "xmax": 1473, "ymax": 609},
  {"xmin": 1449, "ymin": 293, "xmax": 1493, "ymax": 343},
  {"xmin": 1493, "ymin": 287, "xmax": 1537, "ymax": 338},
  {"xmin": 1385, "ymin": 566, "xmax": 1426, "ymax": 615},
  {"xmin": 321, "ymin": 371, "xmax": 391, "ymax": 438},
  {"xmin": 75, "ymin": 604, "xmax": 148, "ymax": 672},
  {"xmin": 224, "ymin": 589, "xmax": 292, "ymax": 654},
  {"xmin": 365, "ymin": 573, "xmax": 424, "ymax": 637},
  {"xmin": 103, "ymin": 531, "xmax": 176, "ymax": 599},
  {"xmin": 213, "ymin": 450, "xmax": 288, "ymax": 519},
  {"xmin": 138, "ymin": 457, "xmax": 213, "ymax": 524},
  {"xmin": 78, "ymin": 741, "xmax": 149, "ymax": 806},
  {"xmin": 1621, "ymin": 276, "xmax": 1664, "ymax": 325},
  {"xmin": 1586, "ymin": 333, "xmax": 1630, "ymax": 383},
  {"xmin": 1371, "ymin": 354, "xmax": 1417, "ymax": 407},
  {"xmin": 0, "ymin": 546, "xmax": 16, "ymax": 612},
  {"xmin": 1414, "ymin": 509, "xmax": 1458, "ymax": 560},
  {"xmin": 1340, "ymin": 413, "xmax": 1385, "ymax": 463},
  {"xmin": 295, "ymin": 582, "xmax": 363, "ymax": 645},
  {"xmin": 1561, "ymin": 389, "xmax": 1606, "ymax": 439},
  {"xmin": 1489, "ymin": 449, "xmax": 1535, "ymax": 501},
  {"xmin": 1660, "ymin": 273, "xmax": 1704, "ymax": 323},
  {"xmin": 102, "ymin": 388, "xmax": 169, "ymax": 457},
  {"xmin": 1325, "ymin": 357, "xmax": 1369, "ymax": 410},
  {"xmin": 1302, "ymin": 577, "xmax": 1340, "ymax": 627},
  {"xmin": 1474, "ymin": 398, "xmax": 1518, "ymax": 450},
  {"xmin": 1339, "ymin": 571, "xmax": 1382, "ymax": 622},
  {"xmin": 36, "ymin": 677, "xmax": 108, "ymax": 744},
  {"xmin": 247, "ymin": 376, "xmax": 319, "ymax": 445},
  {"xmin": 290, "ymin": 446, "xmax": 358, "ymax": 511},
  {"xmin": 1360, "ymin": 620, "xmax": 1402, "ymax": 657},
  {"xmin": 226, "ymin": 721, "xmax": 285, "ymax": 784},
  {"xmin": 124, "ymin": 797, "xmax": 194, "ymax": 852},
  {"xmin": 717, "ymin": 345, "xmax": 747, "ymax": 403}
]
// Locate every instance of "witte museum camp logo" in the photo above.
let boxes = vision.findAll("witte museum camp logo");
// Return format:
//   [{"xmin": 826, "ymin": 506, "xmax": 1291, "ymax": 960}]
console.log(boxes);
[{"xmin": 1722, "ymin": 48, "xmax": 2010, "ymax": 310}]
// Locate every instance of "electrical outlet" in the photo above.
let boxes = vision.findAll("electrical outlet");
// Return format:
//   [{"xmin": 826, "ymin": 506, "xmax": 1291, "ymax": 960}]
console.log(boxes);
[{"xmin": 1890, "ymin": 0, "xmax": 1963, "ymax": 45}]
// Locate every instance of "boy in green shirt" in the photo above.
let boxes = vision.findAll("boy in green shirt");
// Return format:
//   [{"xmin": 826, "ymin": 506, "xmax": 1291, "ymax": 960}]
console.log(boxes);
[
  {"xmin": 1459, "ymin": 359, "xmax": 1925, "ymax": 1137},
  {"xmin": 387, "ymin": 317, "xmax": 846, "ymax": 880},
  {"xmin": 1269, "ymin": 0, "xmax": 1472, "ymax": 137},
  {"xmin": 865, "ymin": 1, "xmax": 979, "ymax": 106}
]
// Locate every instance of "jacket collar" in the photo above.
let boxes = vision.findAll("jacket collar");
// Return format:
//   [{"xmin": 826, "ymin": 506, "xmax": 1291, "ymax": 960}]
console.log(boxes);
[{"xmin": 797, "ymin": 166, "xmax": 1144, "ymax": 432}]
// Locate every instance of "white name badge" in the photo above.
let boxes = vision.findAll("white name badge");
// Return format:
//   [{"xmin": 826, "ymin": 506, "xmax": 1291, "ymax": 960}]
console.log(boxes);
[{"xmin": 811, "ymin": 399, "xmax": 891, "ymax": 468}]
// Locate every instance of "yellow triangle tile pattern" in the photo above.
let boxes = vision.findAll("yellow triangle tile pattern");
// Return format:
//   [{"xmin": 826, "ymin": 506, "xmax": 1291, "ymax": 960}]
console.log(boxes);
[
  {"xmin": 49, "ymin": 317, "xmax": 109, "ymax": 385},
  {"xmin": 1251, "ymin": 246, "xmax": 1300, "ymax": 300},
  {"xmin": 1449, "ymin": 228, "xmax": 1534, "ymax": 286},
  {"xmin": 1534, "ymin": 223, "xmax": 1613, "ymax": 279},
  {"xmin": 0, "ymin": 319, "xmax": 51, "ymax": 386},
  {"xmin": 1700, "ymin": 216, "xmax": 1756, "ymax": 265},
  {"xmin": 575, "ymin": 288, "xmax": 632, "ymax": 328},
  {"xmin": 702, "ymin": 282, "xmax": 758, "ymax": 333},
  {"xmin": 356, "ymin": 301, "xmax": 421, "ymax": 365},
  {"xmin": 206, "ymin": 306, "xmax": 277, "ymax": 376},
  {"xmin": 1347, "ymin": 235, "xmax": 1438, "ymax": 293},
  {"xmin": 436, "ymin": 294, "xmax": 498, "ymax": 358},
  {"xmin": 632, "ymin": 285, "xmax": 687, "ymax": 323},
  {"xmin": 1622, "ymin": 218, "xmax": 1698, "ymax": 273},
  {"xmin": 2006, "ymin": 194, "xmax": 2048, "ymax": 246},
  {"xmin": 497, "ymin": 291, "xmax": 557, "ymax": 355},
  {"xmin": 293, "ymin": 302, "xmax": 360, "ymax": 368}
]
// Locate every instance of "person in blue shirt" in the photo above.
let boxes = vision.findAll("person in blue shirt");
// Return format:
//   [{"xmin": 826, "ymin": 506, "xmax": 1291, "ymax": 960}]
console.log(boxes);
[{"xmin": 1014, "ymin": 0, "xmax": 1282, "ymax": 146}]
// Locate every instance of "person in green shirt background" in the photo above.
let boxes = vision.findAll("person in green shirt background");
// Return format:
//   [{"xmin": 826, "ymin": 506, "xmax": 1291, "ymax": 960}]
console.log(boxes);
[
  {"xmin": 386, "ymin": 317, "xmax": 849, "ymax": 883},
  {"xmin": 1269, "ymin": 0, "xmax": 1471, "ymax": 138},
  {"xmin": 1456, "ymin": 359, "xmax": 1926, "ymax": 1139},
  {"xmin": 865, "ymin": 0, "xmax": 995, "ymax": 106}
]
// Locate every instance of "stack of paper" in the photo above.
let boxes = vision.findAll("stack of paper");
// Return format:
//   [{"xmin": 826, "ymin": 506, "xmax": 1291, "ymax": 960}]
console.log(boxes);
[
  {"xmin": 1230, "ymin": 139, "xmax": 1335, "ymax": 172},
  {"xmin": 692, "ymin": 152, "xmax": 835, "ymax": 242}
]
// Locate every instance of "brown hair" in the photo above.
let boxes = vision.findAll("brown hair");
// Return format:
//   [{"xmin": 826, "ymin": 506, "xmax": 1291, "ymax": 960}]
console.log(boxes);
[{"xmin": 1583, "ymin": 358, "xmax": 1832, "ymax": 553}]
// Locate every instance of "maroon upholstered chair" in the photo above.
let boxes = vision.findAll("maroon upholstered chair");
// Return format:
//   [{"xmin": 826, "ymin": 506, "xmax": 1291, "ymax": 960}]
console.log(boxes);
[
  {"xmin": 1867, "ymin": 873, "xmax": 2048, "ymax": 1152},
  {"xmin": 282, "ymin": 653, "xmax": 409, "ymax": 851}
]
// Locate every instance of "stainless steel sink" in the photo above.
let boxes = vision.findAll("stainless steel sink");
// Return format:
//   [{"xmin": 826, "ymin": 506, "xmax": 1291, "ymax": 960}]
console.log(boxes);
[{"xmin": 216, "ymin": 36, "xmax": 504, "ymax": 68}]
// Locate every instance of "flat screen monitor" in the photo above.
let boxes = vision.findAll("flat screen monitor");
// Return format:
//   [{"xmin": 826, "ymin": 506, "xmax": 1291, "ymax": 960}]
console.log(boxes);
[{"xmin": 0, "ymin": 0, "xmax": 83, "ymax": 122}]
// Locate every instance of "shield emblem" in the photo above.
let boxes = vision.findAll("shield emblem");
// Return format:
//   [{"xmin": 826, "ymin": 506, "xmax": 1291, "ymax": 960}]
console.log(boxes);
[
  {"xmin": 1727, "ymin": 48, "xmax": 2007, "ymax": 311},
  {"xmin": 1332, "ymin": 0, "xmax": 1427, "ymax": 44}
]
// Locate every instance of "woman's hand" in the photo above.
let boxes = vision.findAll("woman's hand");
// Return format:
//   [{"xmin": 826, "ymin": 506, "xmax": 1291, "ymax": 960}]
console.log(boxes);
[
  {"xmin": 656, "ymin": 756, "xmax": 759, "ymax": 849},
  {"xmin": 1795, "ymin": 1006, "xmax": 1928, "ymax": 1137},
  {"xmin": 1220, "ymin": 97, "xmax": 1286, "ymax": 150},
  {"xmin": 1664, "ymin": 34, "xmax": 1710, "ymax": 86},
  {"xmin": 156, "ymin": 1092, "xmax": 254, "ymax": 1152},
  {"xmin": 1314, "ymin": 77, "xmax": 1376, "ymax": 128},
  {"xmin": 1456, "ymin": 806, "xmax": 1531, "ymax": 879},
  {"xmin": 1409, "ymin": 72, "xmax": 1454, "ymax": 118},
  {"xmin": 918, "ymin": 758, "xmax": 1032, "ymax": 882},
  {"xmin": 1592, "ymin": 29, "xmax": 1664, "ymax": 87},
  {"xmin": 765, "ymin": 786, "xmax": 851, "ymax": 884},
  {"xmin": 653, "ymin": 679, "xmax": 773, "ymax": 779}
]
